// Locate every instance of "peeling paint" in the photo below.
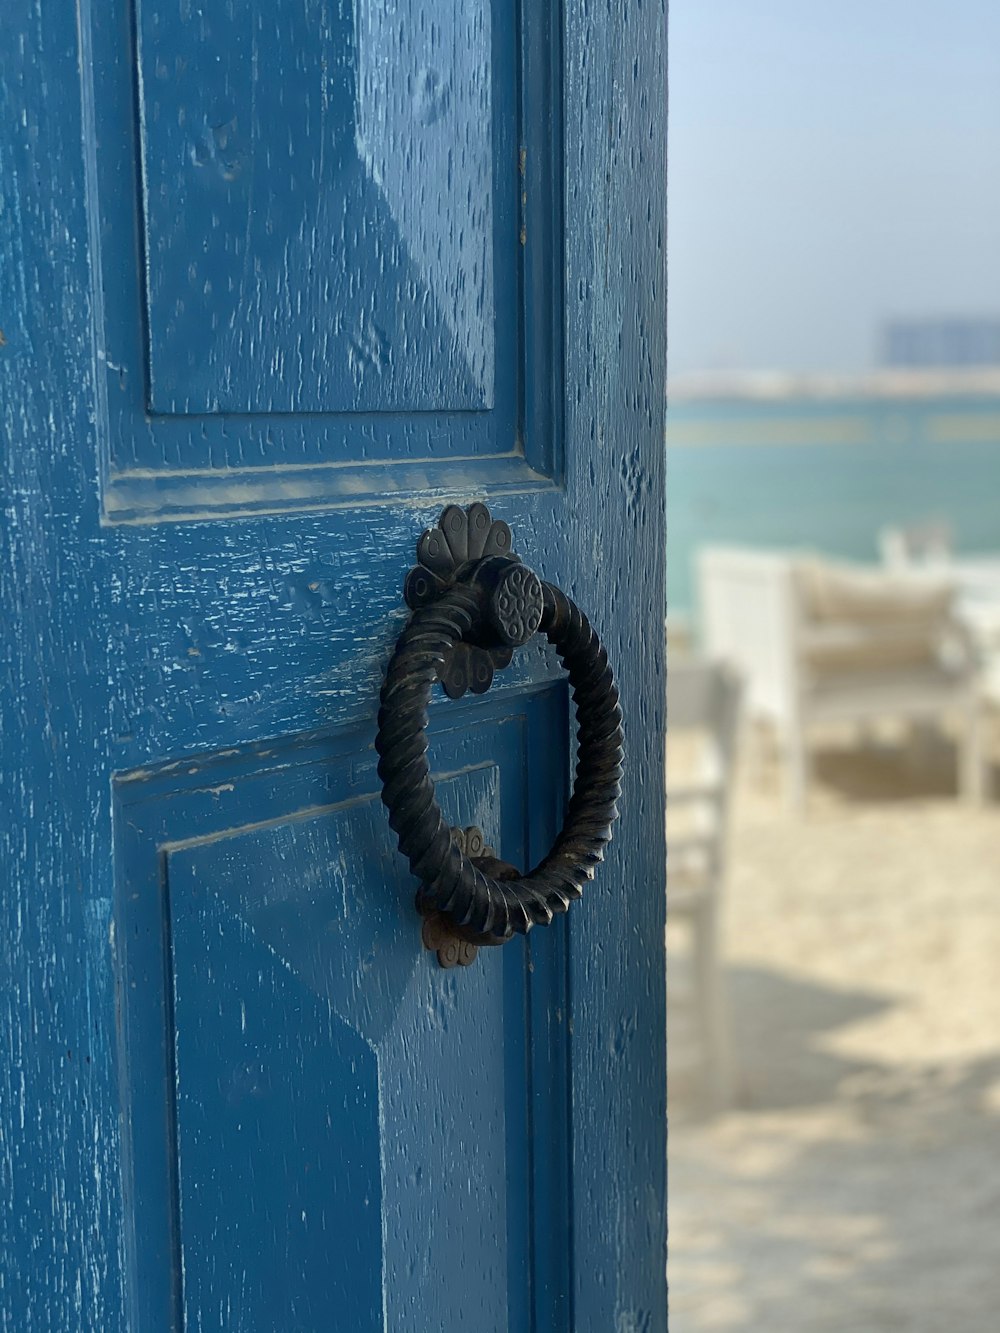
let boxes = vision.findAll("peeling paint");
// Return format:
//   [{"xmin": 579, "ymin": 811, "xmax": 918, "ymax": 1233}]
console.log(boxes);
[{"xmin": 4, "ymin": 0, "xmax": 666, "ymax": 1325}]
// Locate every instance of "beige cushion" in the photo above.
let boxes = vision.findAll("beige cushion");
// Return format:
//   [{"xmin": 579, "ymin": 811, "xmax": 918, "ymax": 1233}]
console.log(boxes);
[{"xmin": 793, "ymin": 559, "xmax": 954, "ymax": 674}]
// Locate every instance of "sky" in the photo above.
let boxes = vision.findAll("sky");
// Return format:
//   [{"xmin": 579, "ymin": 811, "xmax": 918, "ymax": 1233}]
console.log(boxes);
[{"xmin": 668, "ymin": 0, "xmax": 1000, "ymax": 377}]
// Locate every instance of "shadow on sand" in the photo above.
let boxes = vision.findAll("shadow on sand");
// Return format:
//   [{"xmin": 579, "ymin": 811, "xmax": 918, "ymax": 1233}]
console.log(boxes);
[{"xmin": 668, "ymin": 959, "xmax": 1000, "ymax": 1331}]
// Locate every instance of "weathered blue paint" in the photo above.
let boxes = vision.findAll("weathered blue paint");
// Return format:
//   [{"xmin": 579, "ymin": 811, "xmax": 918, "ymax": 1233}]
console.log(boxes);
[
  {"xmin": 137, "ymin": 0, "xmax": 504, "ymax": 416},
  {"xmin": 1, "ymin": 1, "xmax": 666, "ymax": 1329},
  {"xmin": 85, "ymin": 0, "xmax": 562, "ymax": 523},
  {"xmin": 115, "ymin": 698, "xmax": 566, "ymax": 1329}
]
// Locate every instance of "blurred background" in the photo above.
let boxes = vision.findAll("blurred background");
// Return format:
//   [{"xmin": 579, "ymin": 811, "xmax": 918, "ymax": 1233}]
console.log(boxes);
[{"xmin": 665, "ymin": 3, "xmax": 1000, "ymax": 1328}]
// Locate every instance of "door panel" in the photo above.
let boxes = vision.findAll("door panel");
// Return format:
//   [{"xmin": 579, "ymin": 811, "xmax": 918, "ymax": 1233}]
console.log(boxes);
[
  {"xmin": 115, "ymin": 695, "xmax": 569, "ymax": 1331},
  {"xmin": 87, "ymin": 0, "xmax": 559, "ymax": 522},
  {"xmin": 137, "ymin": 0, "xmax": 500, "ymax": 415}
]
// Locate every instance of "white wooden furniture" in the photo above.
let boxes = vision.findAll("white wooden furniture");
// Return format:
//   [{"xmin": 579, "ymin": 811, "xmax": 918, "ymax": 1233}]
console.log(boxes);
[
  {"xmin": 879, "ymin": 520, "xmax": 952, "ymax": 571},
  {"xmin": 883, "ymin": 549, "xmax": 1000, "ymax": 715},
  {"xmin": 667, "ymin": 657, "xmax": 742, "ymax": 1110},
  {"xmin": 698, "ymin": 546, "xmax": 986, "ymax": 810},
  {"xmin": 950, "ymin": 560, "xmax": 1000, "ymax": 718},
  {"xmin": 882, "ymin": 549, "xmax": 1000, "ymax": 799}
]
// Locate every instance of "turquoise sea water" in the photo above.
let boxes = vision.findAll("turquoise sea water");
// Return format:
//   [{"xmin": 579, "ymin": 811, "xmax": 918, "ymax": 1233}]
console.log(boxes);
[{"xmin": 666, "ymin": 393, "xmax": 1000, "ymax": 617}]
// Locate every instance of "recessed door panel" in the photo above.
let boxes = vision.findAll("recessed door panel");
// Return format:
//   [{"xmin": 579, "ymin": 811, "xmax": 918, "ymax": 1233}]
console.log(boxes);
[
  {"xmin": 84, "ymin": 0, "xmax": 563, "ymax": 522},
  {"xmin": 114, "ymin": 693, "xmax": 570, "ymax": 1331},
  {"xmin": 136, "ymin": 0, "xmax": 496, "ymax": 415},
  {"xmin": 169, "ymin": 824, "xmax": 385, "ymax": 1329}
]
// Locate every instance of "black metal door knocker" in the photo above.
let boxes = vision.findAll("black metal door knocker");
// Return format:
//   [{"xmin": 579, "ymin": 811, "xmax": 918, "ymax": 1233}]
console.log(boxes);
[{"xmin": 375, "ymin": 503, "xmax": 624, "ymax": 968}]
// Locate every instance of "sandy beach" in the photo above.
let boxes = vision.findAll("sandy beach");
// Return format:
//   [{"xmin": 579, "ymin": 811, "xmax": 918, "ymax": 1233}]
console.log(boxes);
[{"xmin": 668, "ymin": 730, "xmax": 1000, "ymax": 1330}]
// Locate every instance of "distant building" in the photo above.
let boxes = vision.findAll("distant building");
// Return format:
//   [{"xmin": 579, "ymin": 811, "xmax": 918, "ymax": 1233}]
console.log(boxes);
[{"xmin": 882, "ymin": 318, "xmax": 1000, "ymax": 369}]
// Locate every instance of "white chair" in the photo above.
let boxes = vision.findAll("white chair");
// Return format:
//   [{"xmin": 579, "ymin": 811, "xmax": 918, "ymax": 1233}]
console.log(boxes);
[
  {"xmin": 667, "ymin": 657, "xmax": 742, "ymax": 1110},
  {"xmin": 879, "ymin": 520, "xmax": 952, "ymax": 571},
  {"xmin": 881, "ymin": 534, "xmax": 1000, "ymax": 776},
  {"xmin": 698, "ymin": 546, "xmax": 986, "ymax": 811}
]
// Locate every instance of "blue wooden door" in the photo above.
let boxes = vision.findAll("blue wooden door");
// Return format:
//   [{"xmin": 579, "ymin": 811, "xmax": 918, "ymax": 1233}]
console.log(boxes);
[{"xmin": 1, "ymin": 3, "xmax": 666, "ymax": 1330}]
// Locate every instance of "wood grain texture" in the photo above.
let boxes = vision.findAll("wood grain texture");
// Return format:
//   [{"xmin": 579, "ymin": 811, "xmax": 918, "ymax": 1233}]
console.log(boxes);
[
  {"xmin": 1, "ymin": 0, "xmax": 666, "ymax": 1326},
  {"xmin": 113, "ymin": 701, "xmax": 567, "ymax": 1330},
  {"xmin": 86, "ymin": 0, "xmax": 562, "ymax": 521},
  {"xmin": 1, "ymin": 6, "xmax": 124, "ymax": 1327},
  {"xmin": 137, "ymin": 0, "xmax": 498, "ymax": 414},
  {"xmin": 562, "ymin": 1, "xmax": 668, "ymax": 1326}
]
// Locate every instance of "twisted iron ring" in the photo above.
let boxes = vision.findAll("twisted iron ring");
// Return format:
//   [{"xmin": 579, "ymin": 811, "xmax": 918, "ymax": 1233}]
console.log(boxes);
[{"xmin": 375, "ymin": 555, "xmax": 624, "ymax": 946}]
